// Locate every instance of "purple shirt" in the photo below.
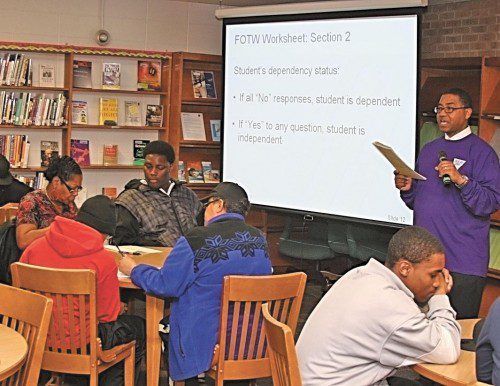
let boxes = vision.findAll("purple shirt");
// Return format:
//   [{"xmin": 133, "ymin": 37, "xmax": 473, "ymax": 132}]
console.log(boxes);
[{"xmin": 401, "ymin": 134, "xmax": 499, "ymax": 276}]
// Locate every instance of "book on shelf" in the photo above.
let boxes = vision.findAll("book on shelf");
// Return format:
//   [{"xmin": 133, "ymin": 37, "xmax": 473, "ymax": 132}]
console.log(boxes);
[
  {"xmin": 191, "ymin": 70, "xmax": 217, "ymax": 99},
  {"xmin": 39, "ymin": 64, "xmax": 55, "ymax": 87},
  {"xmin": 125, "ymin": 101, "xmax": 141, "ymax": 126},
  {"xmin": 210, "ymin": 169, "xmax": 220, "ymax": 183},
  {"xmin": 102, "ymin": 63, "xmax": 121, "ymax": 90},
  {"xmin": 137, "ymin": 61, "xmax": 161, "ymax": 91},
  {"xmin": 11, "ymin": 171, "xmax": 46, "ymax": 190},
  {"xmin": 102, "ymin": 186, "xmax": 118, "ymax": 199},
  {"xmin": 210, "ymin": 119, "xmax": 221, "ymax": 142},
  {"xmin": 178, "ymin": 160, "xmax": 186, "ymax": 182},
  {"xmin": 70, "ymin": 139, "xmax": 90, "ymax": 166},
  {"xmin": 99, "ymin": 98, "xmax": 118, "ymax": 126},
  {"xmin": 186, "ymin": 160, "xmax": 204, "ymax": 183},
  {"xmin": 201, "ymin": 161, "xmax": 219, "ymax": 183},
  {"xmin": 0, "ymin": 134, "xmax": 29, "ymax": 168},
  {"xmin": 1, "ymin": 91, "xmax": 67, "ymax": 126},
  {"xmin": 181, "ymin": 112, "xmax": 206, "ymax": 141},
  {"xmin": 145, "ymin": 104, "xmax": 163, "ymax": 127},
  {"xmin": 40, "ymin": 140, "xmax": 59, "ymax": 167},
  {"xmin": 133, "ymin": 139, "xmax": 150, "ymax": 165},
  {"xmin": 72, "ymin": 100, "xmax": 88, "ymax": 124},
  {"xmin": 103, "ymin": 144, "xmax": 118, "ymax": 166},
  {"xmin": 0, "ymin": 53, "xmax": 32, "ymax": 87},
  {"xmin": 73, "ymin": 60, "xmax": 92, "ymax": 89}
]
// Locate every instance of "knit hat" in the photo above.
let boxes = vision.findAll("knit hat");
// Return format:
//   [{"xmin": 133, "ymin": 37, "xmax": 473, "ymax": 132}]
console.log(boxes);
[
  {"xmin": 76, "ymin": 195, "xmax": 117, "ymax": 236},
  {"xmin": 0, "ymin": 154, "xmax": 13, "ymax": 186}
]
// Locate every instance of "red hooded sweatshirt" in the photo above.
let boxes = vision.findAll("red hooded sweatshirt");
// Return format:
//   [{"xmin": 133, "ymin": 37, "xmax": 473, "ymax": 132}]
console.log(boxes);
[{"xmin": 20, "ymin": 216, "xmax": 121, "ymax": 349}]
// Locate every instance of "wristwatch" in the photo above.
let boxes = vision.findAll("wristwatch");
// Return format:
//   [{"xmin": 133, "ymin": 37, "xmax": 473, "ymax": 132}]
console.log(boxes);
[{"xmin": 455, "ymin": 175, "xmax": 469, "ymax": 189}]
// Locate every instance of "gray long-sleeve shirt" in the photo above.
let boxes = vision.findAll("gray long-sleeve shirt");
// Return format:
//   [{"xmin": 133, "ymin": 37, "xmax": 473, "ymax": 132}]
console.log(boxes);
[{"xmin": 297, "ymin": 259, "xmax": 461, "ymax": 386}]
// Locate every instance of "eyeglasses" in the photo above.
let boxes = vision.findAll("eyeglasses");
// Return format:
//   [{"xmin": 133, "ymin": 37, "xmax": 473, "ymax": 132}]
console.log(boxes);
[
  {"xmin": 61, "ymin": 178, "xmax": 83, "ymax": 194},
  {"xmin": 203, "ymin": 198, "xmax": 221, "ymax": 208},
  {"xmin": 433, "ymin": 106, "xmax": 469, "ymax": 114}
]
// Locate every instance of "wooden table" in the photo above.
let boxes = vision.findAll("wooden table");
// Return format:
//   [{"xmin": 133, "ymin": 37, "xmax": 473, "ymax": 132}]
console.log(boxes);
[
  {"xmin": 413, "ymin": 319, "xmax": 488, "ymax": 386},
  {"xmin": 116, "ymin": 247, "xmax": 171, "ymax": 386},
  {"xmin": 0, "ymin": 324, "xmax": 28, "ymax": 381}
]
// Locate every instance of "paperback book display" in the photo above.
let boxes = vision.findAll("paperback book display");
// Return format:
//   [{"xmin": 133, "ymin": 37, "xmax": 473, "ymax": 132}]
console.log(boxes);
[
  {"xmin": 210, "ymin": 120, "xmax": 221, "ymax": 142},
  {"xmin": 145, "ymin": 104, "xmax": 163, "ymax": 127},
  {"xmin": 0, "ymin": 91, "xmax": 67, "ymax": 126},
  {"xmin": 0, "ymin": 53, "xmax": 33, "ymax": 86},
  {"xmin": 191, "ymin": 70, "xmax": 217, "ymax": 99},
  {"xmin": 202, "ymin": 161, "xmax": 218, "ymax": 183},
  {"xmin": 133, "ymin": 139, "xmax": 150, "ymax": 165},
  {"xmin": 70, "ymin": 139, "xmax": 90, "ymax": 166},
  {"xmin": 137, "ymin": 61, "xmax": 161, "ymax": 91},
  {"xmin": 187, "ymin": 160, "xmax": 204, "ymax": 183},
  {"xmin": 72, "ymin": 101, "xmax": 88, "ymax": 124},
  {"xmin": 102, "ymin": 63, "xmax": 121, "ymax": 90},
  {"xmin": 178, "ymin": 160, "xmax": 186, "ymax": 182},
  {"xmin": 103, "ymin": 144, "xmax": 118, "ymax": 165},
  {"xmin": 181, "ymin": 112, "xmax": 206, "ymax": 141},
  {"xmin": 40, "ymin": 140, "xmax": 59, "ymax": 167},
  {"xmin": 125, "ymin": 101, "xmax": 141, "ymax": 126},
  {"xmin": 99, "ymin": 98, "xmax": 118, "ymax": 126},
  {"xmin": 39, "ymin": 64, "xmax": 55, "ymax": 87},
  {"xmin": 73, "ymin": 60, "xmax": 92, "ymax": 88},
  {"xmin": 0, "ymin": 134, "xmax": 30, "ymax": 168},
  {"xmin": 102, "ymin": 186, "xmax": 118, "ymax": 199}
]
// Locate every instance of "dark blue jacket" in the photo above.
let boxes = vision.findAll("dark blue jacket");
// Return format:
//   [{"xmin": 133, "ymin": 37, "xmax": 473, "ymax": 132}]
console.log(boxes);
[
  {"xmin": 476, "ymin": 298, "xmax": 500, "ymax": 385},
  {"xmin": 130, "ymin": 213, "xmax": 272, "ymax": 380}
]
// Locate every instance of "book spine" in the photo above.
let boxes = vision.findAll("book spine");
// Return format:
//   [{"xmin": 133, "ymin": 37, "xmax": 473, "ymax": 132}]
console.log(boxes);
[
  {"xmin": 27, "ymin": 59, "xmax": 32, "ymax": 87},
  {"xmin": 0, "ymin": 56, "xmax": 6, "ymax": 85}
]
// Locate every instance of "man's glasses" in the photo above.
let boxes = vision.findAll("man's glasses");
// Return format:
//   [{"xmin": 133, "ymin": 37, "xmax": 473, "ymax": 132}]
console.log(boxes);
[
  {"xmin": 203, "ymin": 198, "xmax": 221, "ymax": 208},
  {"xmin": 433, "ymin": 106, "xmax": 469, "ymax": 114},
  {"xmin": 61, "ymin": 178, "xmax": 83, "ymax": 194}
]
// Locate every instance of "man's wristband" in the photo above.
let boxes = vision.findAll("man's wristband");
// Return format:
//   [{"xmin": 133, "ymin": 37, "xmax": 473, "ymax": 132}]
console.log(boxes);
[{"xmin": 455, "ymin": 175, "xmax": 469, "ymax": 189}]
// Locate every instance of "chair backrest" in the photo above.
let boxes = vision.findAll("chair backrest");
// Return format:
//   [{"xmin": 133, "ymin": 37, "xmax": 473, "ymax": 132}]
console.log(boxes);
[
  {"xmin": 0, "ymin": 283, "xmax": 53, "ymax": 386},
  {"xmin": 215, "ymin": 272, "xmax": 307, "ymax": 380},
  {"xmin": 11, "ymin": 262, "xmax": 98, "ymax": 374},
  {"xmin": 262, "ymin": 303, "xmax": 302, "ymax": 386},
  {"xmin": 0, "ymin": 206, "xmax": 17, "ymax": 225}
]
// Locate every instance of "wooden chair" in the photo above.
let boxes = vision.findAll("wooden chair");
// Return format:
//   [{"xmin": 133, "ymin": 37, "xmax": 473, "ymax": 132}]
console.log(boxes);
[
  {"xmin": 0, "ymin": 283, "xmax": 53, "ymax": 386},
  {"xmin": 262, "ymin": 303, "xmax": 302, "ymax": 386},
  {"xmin": 0, "ymin": 205, "xmax": 17, "ymax": 225},
  {"xmin": 11, "ymin": 262, "xmax": 136, "ymax": 386},
  {"xmin": 207, "ymin": 272, "xmax": 307, "ymax": 386}
]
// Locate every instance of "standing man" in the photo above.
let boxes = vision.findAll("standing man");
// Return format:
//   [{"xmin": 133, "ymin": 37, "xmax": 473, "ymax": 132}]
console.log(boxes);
[
  {"xmin": 119, "ymin": 182, "xmax": 272, "ymax": 384},
  {"xmin": 0, "ymin": 154, "xmax": 32, "ymax": 207},
  {"xmin": 114, "ymin": 140, "xmax": 202, "ymax": 246},
  {"xmin": 297, "ymin": 226, "xmax": 460, "ymax": 386},
  {"xmin": 395, "ymin": 88, "xmax": 500, "ymax": 318}
]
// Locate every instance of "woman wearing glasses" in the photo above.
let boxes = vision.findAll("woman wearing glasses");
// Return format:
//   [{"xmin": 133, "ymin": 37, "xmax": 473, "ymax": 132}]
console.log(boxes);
[{"xmin": 16, "ymin": 155, "xmax": 83, "ymax": 249}]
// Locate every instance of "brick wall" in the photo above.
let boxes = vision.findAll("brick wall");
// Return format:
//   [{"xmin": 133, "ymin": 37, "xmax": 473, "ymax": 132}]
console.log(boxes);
[{"xmin": 422, "ymin": 0, "xmax": 500, "ymax": 58}]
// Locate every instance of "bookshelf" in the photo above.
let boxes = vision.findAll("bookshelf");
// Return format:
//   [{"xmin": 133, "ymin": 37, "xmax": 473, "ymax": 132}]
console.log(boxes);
[
  {"xmin": 169, "ymin": 52, "xmax": 222, "ymax": 194},
  {"xmin": 0, "ymin": 42, "xmax": 172, "ymax": 196}
]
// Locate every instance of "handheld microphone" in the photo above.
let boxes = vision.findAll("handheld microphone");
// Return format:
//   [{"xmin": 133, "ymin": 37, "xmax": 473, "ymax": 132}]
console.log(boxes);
[{"xmin": 438, "ymin": 151, "xmax": 452, "ymax": 186}]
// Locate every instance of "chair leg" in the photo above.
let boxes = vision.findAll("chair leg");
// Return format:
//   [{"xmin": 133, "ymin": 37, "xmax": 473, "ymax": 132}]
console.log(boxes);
[
  {"xmin": 124, "ymin": 346, "xmax": 135, "ymax": 386},
  {"xmin": 215, "ymin": 374, "xmax": 224, "ymax": 386},
  {"xmin": 89, "ymin": 369, "xmax": 98, "ymax": 386}
]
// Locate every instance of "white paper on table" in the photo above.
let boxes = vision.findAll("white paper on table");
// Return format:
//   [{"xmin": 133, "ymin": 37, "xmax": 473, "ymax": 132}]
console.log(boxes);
[{"xmin": 104, "ymin": 245, "xmax": 159, "ymax": 254}]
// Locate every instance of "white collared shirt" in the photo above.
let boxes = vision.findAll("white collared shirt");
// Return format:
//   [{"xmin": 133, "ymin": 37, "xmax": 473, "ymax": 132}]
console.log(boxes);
[{"xmin": 445, "ymin": 126, "xmax": 471, "ymax": 141}]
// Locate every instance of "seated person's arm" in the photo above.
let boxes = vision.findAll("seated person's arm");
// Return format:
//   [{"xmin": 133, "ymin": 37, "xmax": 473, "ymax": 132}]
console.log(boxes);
[
  {"xmin": 381, "ymin": 273, "xmax": 460, "ymax": 367},
  {"xmin": 113, "ymin": 205, "xmax": 157, "ymax": 246},
  {"xmin": 16, "ymin": 223, "xmax": 49, "ymax": 250},
  {"xmin": 475, "ymin": 307, "xmax": 494, "ymax": 383}
]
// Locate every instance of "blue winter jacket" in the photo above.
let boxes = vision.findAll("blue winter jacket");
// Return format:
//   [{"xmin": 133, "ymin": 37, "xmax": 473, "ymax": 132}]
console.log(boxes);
[{"xmin": 130, "ymin": 213, "xmax": 272, "ymax": 380}]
